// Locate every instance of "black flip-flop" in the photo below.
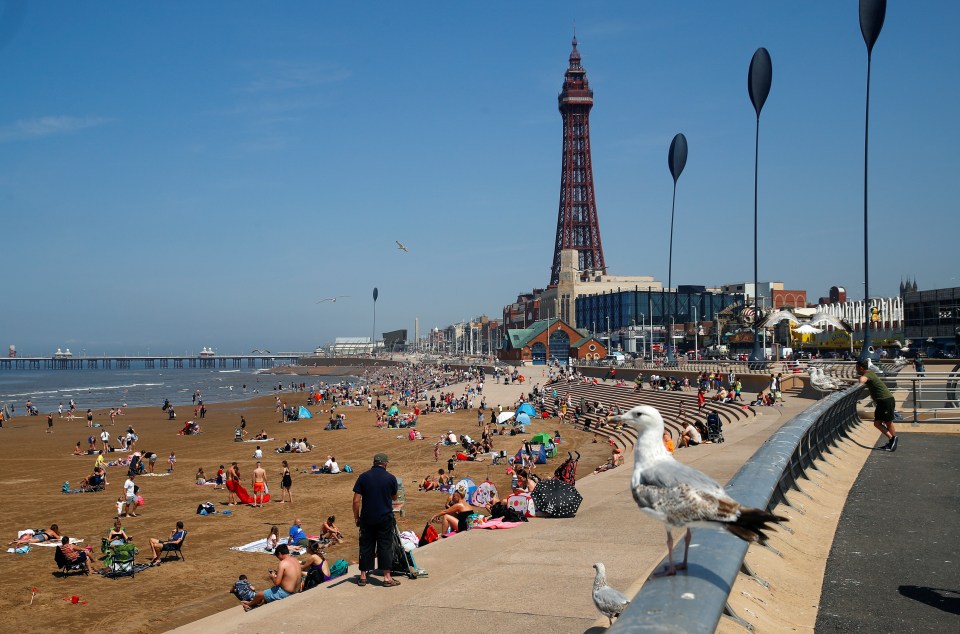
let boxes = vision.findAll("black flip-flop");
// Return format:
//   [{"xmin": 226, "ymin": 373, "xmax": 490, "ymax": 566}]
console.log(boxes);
[{"xmin": 357, "ymin": 577, "xmax": 367, "ymax": 587}]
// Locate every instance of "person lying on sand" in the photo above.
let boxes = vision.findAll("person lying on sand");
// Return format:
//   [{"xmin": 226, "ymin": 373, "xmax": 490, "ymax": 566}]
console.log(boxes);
[{"xmin": 9, "ymin": 524, "xmax": 61, "ymax": 546}]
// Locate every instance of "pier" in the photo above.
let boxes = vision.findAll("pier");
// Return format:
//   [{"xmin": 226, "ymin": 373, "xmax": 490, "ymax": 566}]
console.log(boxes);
[{"xmin": 0, "ymin": 353, "xmax": 304, "ymax": 370}]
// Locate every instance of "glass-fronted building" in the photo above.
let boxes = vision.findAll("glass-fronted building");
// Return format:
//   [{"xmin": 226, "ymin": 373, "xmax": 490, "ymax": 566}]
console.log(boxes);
[{"xmin": 903, "ymin": 286, "xmax": 960, "ymax": 355}]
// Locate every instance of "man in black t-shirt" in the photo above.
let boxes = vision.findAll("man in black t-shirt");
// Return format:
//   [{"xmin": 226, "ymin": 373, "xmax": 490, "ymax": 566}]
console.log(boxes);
[{"xmin": 352, "ymin": 452, "xmax": 399, "ymax": 587}]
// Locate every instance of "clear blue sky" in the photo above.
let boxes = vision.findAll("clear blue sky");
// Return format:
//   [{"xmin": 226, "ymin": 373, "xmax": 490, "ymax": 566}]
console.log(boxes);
[{"xmin": 1, "ymin": 1, "xmax": 957, "ymax": 355}]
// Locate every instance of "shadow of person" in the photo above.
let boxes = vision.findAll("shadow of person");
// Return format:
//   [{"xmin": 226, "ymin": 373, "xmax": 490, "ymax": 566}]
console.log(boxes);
[{"xmin": 898, "ymin": 585, "xmax": 960, "ymax": 616}]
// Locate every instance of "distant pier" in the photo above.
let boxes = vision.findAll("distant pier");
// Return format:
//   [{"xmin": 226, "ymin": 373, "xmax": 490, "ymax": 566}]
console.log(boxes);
[{"xmin": 0, "ymin": 354, "xmax": 304, "ymax": 370}]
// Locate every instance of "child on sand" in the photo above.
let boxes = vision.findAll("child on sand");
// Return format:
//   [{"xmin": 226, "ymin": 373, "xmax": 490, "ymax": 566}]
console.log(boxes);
[
  {"xmin": 167, "ymin": 451, "xmax": 176, "ymax": 473},
  {"xmin": 230, "ymin": 574, "xmax": 255, "ymax": 602},
  {"xmin": 215, "ymin": 465, "xmax": 225, "ymax": 489}
]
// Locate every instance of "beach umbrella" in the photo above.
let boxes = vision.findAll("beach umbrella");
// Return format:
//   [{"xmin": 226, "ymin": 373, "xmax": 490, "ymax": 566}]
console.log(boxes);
[
  {"xmin": 516, "ymin": 403, "xmax": 536, "ymax": 416},
  {"xmin": 515, "ymin": 412, "xmax": 531, "ymax": 426},
  {"xmin": 497, "ymin": 411, "xmax": 516, "ymax": 424},
  {"xmin": 531, "ymin": 478, "xmax": 582, "ymax": 518},
  {"xmin": 471, "ymin": 481, "xmax": 499, "ymax": 507}
]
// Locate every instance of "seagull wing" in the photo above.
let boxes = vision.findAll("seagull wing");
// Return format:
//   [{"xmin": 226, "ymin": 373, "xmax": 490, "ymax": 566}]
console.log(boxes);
[
  {"xmin": 594, "ymin": 586, "xmax": 630, "ymax": 616},
  {"xmin": 637, "ymin": 457, "xmax": 726, "ymax": 499},
  {"xmin": 808, "ymin": 312, "xmax": 852, "ymax": 332},
  {"xmin": 396, "ymin": 240, "xmax": 408, "ymax": 252},
  {"xmin": 316, "ymin": 298, "xmax": 332, "ymax": 304},
  {"xmin": 760, "ymin": 309, "xmax": 798, "ymax": 328}
]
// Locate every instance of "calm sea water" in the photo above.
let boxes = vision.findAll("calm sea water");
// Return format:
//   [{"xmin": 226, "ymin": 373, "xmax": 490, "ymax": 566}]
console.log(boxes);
[{"xmin": 0, "ymin": 367, "xmax": 353, "ymax": 414}]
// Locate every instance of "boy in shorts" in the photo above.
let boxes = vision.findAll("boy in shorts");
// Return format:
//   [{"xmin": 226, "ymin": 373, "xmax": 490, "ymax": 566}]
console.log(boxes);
[{"xmin": 856, "ymin": 359, "xmax": 898, "ymax": 451}]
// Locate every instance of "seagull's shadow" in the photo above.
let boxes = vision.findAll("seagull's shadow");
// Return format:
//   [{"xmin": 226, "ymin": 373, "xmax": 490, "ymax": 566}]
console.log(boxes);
[
  {"xmin": 646, "ymin": 562, "xmax": 730, "ymax": 593},
  {"xmin": 899, "ymin": 585, "xmax": 960, "ymax": 615}
]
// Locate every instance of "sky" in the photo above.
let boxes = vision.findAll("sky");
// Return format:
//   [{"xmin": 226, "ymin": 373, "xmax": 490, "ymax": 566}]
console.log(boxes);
[{"xmin": 1, "ymin": 1, "xmax": 957, "ymax": 356}]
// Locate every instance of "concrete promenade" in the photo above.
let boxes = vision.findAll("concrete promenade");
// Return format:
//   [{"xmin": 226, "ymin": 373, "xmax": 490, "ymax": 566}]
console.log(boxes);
[
  {"xmin": 817, "ymin": 434, "xmax": 960, "ymax": 632},
  {"xmin": 175, "ymin": 372, "xmax": 805, "ymax": 634}
]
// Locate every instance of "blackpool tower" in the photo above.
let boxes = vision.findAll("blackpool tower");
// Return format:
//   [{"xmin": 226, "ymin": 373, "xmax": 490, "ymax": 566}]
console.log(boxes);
[{"xmin": 549, "ymin": 36, "xmax": 606, "ymax": 287}]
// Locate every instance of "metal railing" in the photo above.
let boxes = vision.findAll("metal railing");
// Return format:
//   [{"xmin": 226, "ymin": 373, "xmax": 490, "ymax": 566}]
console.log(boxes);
[
  {"xmin": 900, "ymin": 372, "xmax": 960, "ymax": 423},
  {"xmin": 610, "ymin": 384, "xmax": 864, "ymax": 633}
]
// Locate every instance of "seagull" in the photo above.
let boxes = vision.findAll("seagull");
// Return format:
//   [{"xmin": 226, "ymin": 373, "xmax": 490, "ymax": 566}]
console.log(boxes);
[
  {"xmin": 316, "ymin": 296, "xmax": 350, "ymax": 304},
  {"xmin": 607, "ymin": 405, "xmax": 787, "ymax": 576},
  {"xmin": 396, "ymin": 240, "xmax": 409, "ymax": 253},
  {"xmin": 592, "ymin": 562, "xmax": 630, "ymax": 626},
  {"xmin": 760, "ymin": 309, "xmax": 851, "ymax": 332},
  {"xmin": 808, "ymin": 367, "xmax": 847, "ymax": 391}
]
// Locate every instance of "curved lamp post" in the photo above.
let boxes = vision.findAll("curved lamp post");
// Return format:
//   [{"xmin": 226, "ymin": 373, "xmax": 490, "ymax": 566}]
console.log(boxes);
[
  {"xmin": 859, "ymin": 0, "xmax": 886, "ymax": 361},
  {"xmin": 372, "ymin": 287, "xmax": 379, "ymax": 357},
  {"xmin": 666, "ymin": 133, "xmax": 688, "ymax": 364},
  {"xmin": 748, "ymin": 47, "xmax": 772, "ymax": 364}
]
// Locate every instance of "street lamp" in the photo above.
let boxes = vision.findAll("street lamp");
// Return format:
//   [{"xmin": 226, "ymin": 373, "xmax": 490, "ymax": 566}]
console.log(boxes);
[
  {"xmin": 606, "ymin": 316, "xmax": 611, "ymax": 351},
  {"xmin": 748, "ymin": 47, "xmax": 772, "ymax": 364},
  {"xmin": 666, "ymin": 133, "xmax": 688, "ymax": 364},
  {"xmin": 372, "ymin": 287, "xmax": 378, "ymax": 357},
  {"xmin": 639, "ymin": 312, "xmax": 646, "ymax": 360},
  {"xmin": 693, "ymin": 306, "xmax": 698, "ymax": 360},
  {"xmin": 858, "ymin": 0, "xmax": 886, "ymax": 361}
]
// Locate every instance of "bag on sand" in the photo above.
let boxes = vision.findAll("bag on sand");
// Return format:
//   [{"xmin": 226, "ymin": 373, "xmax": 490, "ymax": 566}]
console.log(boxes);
[
  {"xmin": 419, "ymin": 523, "xmax": 439, "ymax": 547},
  {"xmin": 196, "ymin": 502, "xmax": 215, "ymax": 515}
]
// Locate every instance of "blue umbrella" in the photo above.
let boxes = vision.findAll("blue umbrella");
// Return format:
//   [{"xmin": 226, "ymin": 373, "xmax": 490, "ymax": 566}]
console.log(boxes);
[
  {"xmin": 516, "ymin": 412, "xmax": 531, "ymax": 426},
  {"xmin": 517, "ymin": 403, "xmax": 536, "ymax": 416}
]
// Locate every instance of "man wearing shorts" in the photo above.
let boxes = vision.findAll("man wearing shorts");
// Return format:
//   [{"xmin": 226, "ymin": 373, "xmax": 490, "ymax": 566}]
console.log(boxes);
[
  {"xmin": 242, "ymin": 544, "xmax": 298, "ymax": 610},
  {"xmin": 252, "ymin": 462, "xmax": 267, "ymax": 507},
  {"xmin": 856, "ymin": 359, "xmax": 898, "ymax": 451}
]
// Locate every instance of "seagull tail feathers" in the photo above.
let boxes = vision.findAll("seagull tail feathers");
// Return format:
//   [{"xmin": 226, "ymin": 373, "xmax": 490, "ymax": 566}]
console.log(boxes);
[{"xmin": 724, "ymin": 507, "xmax": 788, "ymax": 543}]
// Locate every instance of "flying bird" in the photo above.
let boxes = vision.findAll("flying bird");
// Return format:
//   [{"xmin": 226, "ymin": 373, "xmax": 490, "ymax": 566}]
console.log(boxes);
[
  {"xmin": 607, "ymin": 405, "xmax": 787, "ymax": 576},
  {"xmin": 316, "ymin": 296, "xmax": 350, "ymax": 304},
  {"xmin": 592, "ymin": 562, "xmax": 630, "ymax": 626},
  {"xmin": 760, "ymin": 309, "xmax": 851, "ymax": 332},
  {"xmin": 396, "ymin": 240, "xmax": 409, "ymax": 253}
]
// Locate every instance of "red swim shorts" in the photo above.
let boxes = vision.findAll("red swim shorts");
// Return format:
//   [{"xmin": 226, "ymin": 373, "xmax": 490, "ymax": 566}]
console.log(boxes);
[{"xmin": 253, "ymin": 482, "xmax": 265, "ymax": 493}]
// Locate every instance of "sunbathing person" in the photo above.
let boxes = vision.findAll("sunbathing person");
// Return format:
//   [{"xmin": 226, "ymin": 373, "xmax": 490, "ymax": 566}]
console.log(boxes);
[
  {"xmin": 149, "ymin": 520, "xmax": 186, "ymax": 564},
  {"xmin": 265, "ymin": 525, "xmax": 280, "ymax": 552},
  {"xmin": 429, "ymin": 490, "xmax": 482, "ymax": 535},
  {"xmin": 72, "ymin": 442, "xmax": 84, "ymax": 456},
  {"xmin": 299, "ymin": 541, "xmax": 331, "ymax": 590},
  {"xmin": 320, "ymin": 516, "xmax": 343, "ymax": 544},
  {"xmin": 58, "ymin": 535, "xmax": 93, "ymax": 574},
  {"xmin": 10, "ymin": 524, "xmax": 61, "ymax": 546},
  {"xmin": 107, "ymin": 519, "xmax": 129, "ymax": 546},
  {"xmin": 420, "ymin": 474, "xmax": 438, "ymax": 491}
]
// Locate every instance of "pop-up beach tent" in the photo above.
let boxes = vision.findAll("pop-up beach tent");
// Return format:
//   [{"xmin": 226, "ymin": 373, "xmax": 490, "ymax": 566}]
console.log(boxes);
[
  {"xmin": 298, "ymin": 406, "xmax": 313, "ymax": 419},
  {"xmin": 514, "ymin": 444, "xmax": 548, "ymax": 465},
  {"xmin": 516, "ymin": 403, "xmax": 536, "ymax": 417}
]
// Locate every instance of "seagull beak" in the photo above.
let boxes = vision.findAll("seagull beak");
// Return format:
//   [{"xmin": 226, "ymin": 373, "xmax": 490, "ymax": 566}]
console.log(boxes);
[{"xmin": 606, "ymin": 415, "xmax": 620, "ymax": 424}]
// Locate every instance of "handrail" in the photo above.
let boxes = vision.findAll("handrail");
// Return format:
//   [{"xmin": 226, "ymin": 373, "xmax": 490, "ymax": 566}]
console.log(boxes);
[{"xmin": 610, "ymin": 384, "xmax": 863, "ymax": 632}]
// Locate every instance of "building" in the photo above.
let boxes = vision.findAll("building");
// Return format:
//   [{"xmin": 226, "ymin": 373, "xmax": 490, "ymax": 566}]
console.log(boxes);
[
  {"xmin": 328, "ymin": 337, "xmax": 373, "ymax": 356},
  {"xmin": 719, "ymin": 281, "xmax": 805, "ymax": 309},
  {"xmin": 550, "ymin": 37, "xmax": 606, "ymax": 287},
  {"xmin": 498, "ymin": 319, "xmax": 606, "ymax": 365},
  {"xmin": 903, "ymin": 286, "xmax": 960, "ymax": 354}
]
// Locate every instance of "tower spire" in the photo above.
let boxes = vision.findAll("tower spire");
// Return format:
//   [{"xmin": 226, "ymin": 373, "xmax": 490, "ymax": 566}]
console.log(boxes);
[{"xmin": 550, "ymin": 37, "xmax": 606, "ymax": 286}]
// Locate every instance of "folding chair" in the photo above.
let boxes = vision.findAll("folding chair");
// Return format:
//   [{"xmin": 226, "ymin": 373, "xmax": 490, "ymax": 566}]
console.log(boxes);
[
  {"xmin": 161, "ymin": 532, "xmax": 187, "ymax": 561},
  {"xmin": 54, "ymin": 547, "xmax": 88, "ymax": 576}
]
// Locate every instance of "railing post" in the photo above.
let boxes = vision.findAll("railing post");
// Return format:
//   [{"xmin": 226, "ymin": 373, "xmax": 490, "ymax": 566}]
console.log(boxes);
[{"xmin": 912, "ymin": 378, "xmax": 919, "ymax": 426}]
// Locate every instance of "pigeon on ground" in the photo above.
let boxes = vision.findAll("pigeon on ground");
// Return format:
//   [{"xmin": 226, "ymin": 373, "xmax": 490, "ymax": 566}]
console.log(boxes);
[
  {"xmin": 592, "ymin": 562, "xmax": 630, "ymax": 626},
  {"xmin": 607, "ymin": 405, "xmax": 787, "ymax": 576}
]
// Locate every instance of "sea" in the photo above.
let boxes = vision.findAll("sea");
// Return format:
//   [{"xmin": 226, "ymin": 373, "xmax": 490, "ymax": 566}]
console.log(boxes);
[{"xmin": 0, "ymin": 367, "xmax": 356, "ymax": 414}]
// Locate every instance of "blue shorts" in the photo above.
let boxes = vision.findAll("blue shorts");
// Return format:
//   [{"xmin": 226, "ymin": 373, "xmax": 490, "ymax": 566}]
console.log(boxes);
[{"xmin": 262, "ymin": 585, "xmax": 292, "ymax": 603}]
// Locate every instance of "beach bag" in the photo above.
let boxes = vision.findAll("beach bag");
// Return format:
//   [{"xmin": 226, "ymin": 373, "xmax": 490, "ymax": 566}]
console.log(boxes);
[
  {"xmin": 196, "ymin": 502, "xmax": 215, "ymax": 515},
  {"xmin": 419, "ymin": 523, "xmax": 439, "ymax": 547},
  {"xmin": 343, "ymin": 464, "xmax": 353, "ymax": 473},
  {"xmin": 329, "ymin": 559, "xmax": 349, "ymax": 578}
]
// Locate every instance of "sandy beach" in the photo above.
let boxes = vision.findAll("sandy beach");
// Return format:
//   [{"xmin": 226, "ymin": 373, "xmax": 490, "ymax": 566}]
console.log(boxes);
[{"xmin": 0, "ymin": 368, "xmax": 611, "ymax": 633}]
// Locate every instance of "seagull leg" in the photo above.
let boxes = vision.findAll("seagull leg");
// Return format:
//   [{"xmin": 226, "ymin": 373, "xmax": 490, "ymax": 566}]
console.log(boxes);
[
  {"xmin": 652, "ymin": 527, "xmax": 678, "ymax": 576},
  {"xmin": 677, "ymin": 529, "xmax": 691, "ymax": 572}
]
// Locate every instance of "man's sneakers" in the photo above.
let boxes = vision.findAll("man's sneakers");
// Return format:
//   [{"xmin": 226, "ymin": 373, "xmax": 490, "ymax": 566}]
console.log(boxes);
[{"xmin": 884, "ymin": 436, "xmax": 899, "ymax": 452}]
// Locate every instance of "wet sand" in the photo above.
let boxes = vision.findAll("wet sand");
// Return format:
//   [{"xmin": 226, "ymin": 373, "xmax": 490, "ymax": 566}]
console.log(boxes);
[{"xmin": 0, "ymin": 379, "xmax": 610, "ymax": 633}]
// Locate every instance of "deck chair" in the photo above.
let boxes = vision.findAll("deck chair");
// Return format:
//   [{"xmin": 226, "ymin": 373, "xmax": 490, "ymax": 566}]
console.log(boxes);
[
  {"xmin": 392, "ymin": 477, "xmax": 406, "ymax": 518},
  {"xmin": 160, "ymin": 532, "xmax": 187, "ymax": 561},
  {"xmin": 54, "ymin": 546, "xmax": 88, "ymax": 576},
  {"xmin": 105, "ymin": 542, "xmax": 138, "ymax": 578}
]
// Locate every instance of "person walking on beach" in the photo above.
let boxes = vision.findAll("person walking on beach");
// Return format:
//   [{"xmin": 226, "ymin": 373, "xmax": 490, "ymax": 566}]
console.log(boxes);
[
  {"xmin": 352, "ymin": 452, "xmax": 399, "ymax": 587},
  {"xmin": 279, "ymin": 460, "xmax": 293, "ymax": 503},
  {"xmin": 46, "ymin": 413, "xmax": 54, "ymax": 433},
  {"xmin": 252, "ymin": 462, "xmax": 267, "ymax": 507},
  {"xmin": 856, "ymin": 359, "xmax": 899, "ymax": 452}
]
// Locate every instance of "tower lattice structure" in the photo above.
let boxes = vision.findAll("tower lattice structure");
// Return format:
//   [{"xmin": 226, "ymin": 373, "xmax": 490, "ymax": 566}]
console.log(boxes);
[{"xmin": 550, "ymin": 36, "xmax": 606, "ymax": 287}]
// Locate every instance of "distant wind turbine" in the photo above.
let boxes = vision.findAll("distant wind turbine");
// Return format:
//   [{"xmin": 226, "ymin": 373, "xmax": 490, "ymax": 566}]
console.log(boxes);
[
  {"xmin": 396, "ymin": 240, "xmax": 409, "ymax": 253},
  {"xmin": 317, "ymin": 296, "xmax": 350, "ymax": 304}
]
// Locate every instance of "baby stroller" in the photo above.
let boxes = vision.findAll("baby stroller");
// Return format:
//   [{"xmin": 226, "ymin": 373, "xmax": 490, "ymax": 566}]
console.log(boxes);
[
  {"xmin": 705, "ymin": 413, "xmax": 724, "ymax": 444},
  {"xmin": 390, "ymin": 527, "xmax": 425, "ymax": 579}
]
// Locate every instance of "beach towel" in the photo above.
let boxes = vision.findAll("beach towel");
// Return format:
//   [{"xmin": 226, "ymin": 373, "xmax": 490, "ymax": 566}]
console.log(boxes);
[
  {"xmin": 34, "ymin": 538, "xmax": 83, "ymax": 548},
  {"xmin": 139, "ymin": 472, "xmax": 170, "ymax": 477},
  {"xmin": 243, "ymin": 438, "xmax": 274, "ymax": 442},
  {"xmin": 474, "ymin": 517, "xmax": 525, "ymax": 530},
  {"xmin": 230, "ymin": 536, "xmax": 317, "ymax": 554}
]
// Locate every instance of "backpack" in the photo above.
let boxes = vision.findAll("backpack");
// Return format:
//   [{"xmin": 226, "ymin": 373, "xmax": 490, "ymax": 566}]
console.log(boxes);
[
  {"xmin": 343, "ymin": 464, "xmax": 353, "ymax": 473},
  {"xmin": 419, "ymin": 523, "xmax": 439, "ymax": 547},
  {"xmin": 196, "ymin": 502, "xmax": 215, "ymax": 515},
  {"xmin": 329, "ymin": 559, "xmax": 349, "ymax": 578}
]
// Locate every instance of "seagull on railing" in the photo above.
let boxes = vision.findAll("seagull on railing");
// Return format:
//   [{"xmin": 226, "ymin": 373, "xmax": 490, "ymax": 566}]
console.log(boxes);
[
  {"xmin": 316, "ymin": 296, "xmax": 350, "ymax": 304},
  {"xmin": 809, "ymin": 367, "xmax": 847, "ymax": 391},
  {"xmin": 396, "ymin": 240, "xmax": 409, "ymax": 253},
  {"xmin": 592, "ymin": 562, "xmax": 630, "ymax": 626},
  {"xmin": 607, "ymin": 405, "xmax": 787, "ymax": 576}
]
